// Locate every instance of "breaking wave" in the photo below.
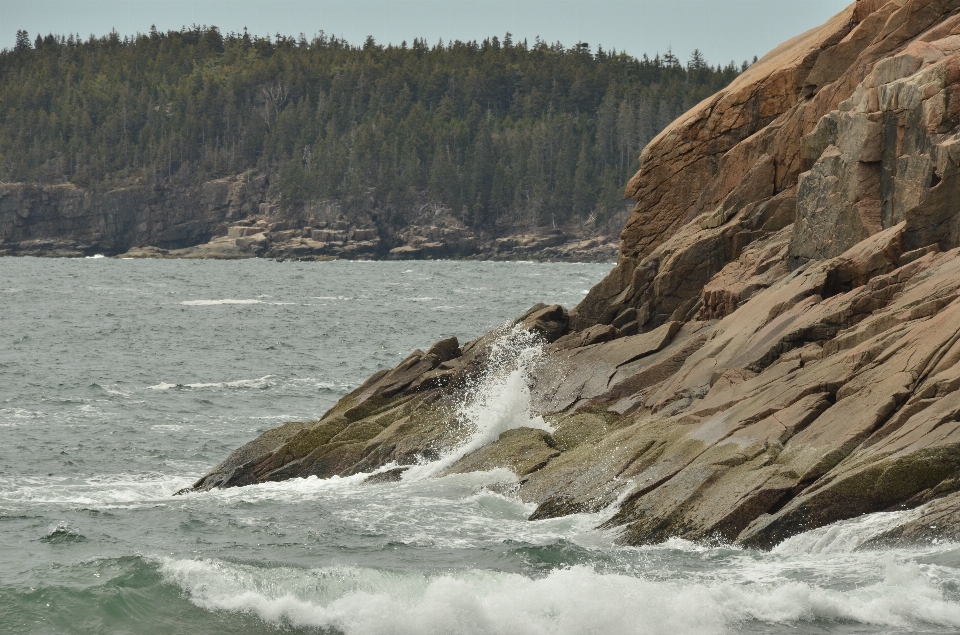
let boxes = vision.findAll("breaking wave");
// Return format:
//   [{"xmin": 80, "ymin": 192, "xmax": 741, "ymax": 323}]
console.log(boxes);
[{"xmin": 158, "ymin": 552, "xmax": 960, "ymax": 635}]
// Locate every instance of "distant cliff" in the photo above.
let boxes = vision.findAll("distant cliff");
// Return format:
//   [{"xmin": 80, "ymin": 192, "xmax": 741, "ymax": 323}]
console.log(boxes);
[
  {"xmin": 0, "ymin": 175, "xmax": 266, "ymax": 257},
  {"xmin": 188, "ymin": 0, "xmax": 960, "ymax": 549},
  {"xmin": 0, "ymin": 176, "xmax": 617, "ymax": 261}
]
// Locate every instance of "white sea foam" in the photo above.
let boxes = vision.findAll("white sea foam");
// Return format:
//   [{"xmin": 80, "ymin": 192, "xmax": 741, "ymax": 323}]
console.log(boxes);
[
  {"xmin": 179, "ymin": 299, "xmax": 263, "ymax": 306},
  {"xmin": 158, "ymin": 559, "xmax": 720, "ymax": 635},
  {"xmin": 184, "ymin": 375, "xmax": 275, "ymax": 389},
  {"xmin": 158, "ymin": 555, "xmax": 960, "ymax": 635}
]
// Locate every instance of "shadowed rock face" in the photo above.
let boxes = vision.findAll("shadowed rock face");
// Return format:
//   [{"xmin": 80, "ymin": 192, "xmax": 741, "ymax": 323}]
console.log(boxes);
[
  {"xmin": 0, "ymin": 176, "xmax": 269, "ymax": 256},
  {"xmin": 189, "ymin": 0, "xmax": 960, "ymax": 549},
  {"xmin": 0, "ymin": 178, "xmax": 620, "ymax": 261}
]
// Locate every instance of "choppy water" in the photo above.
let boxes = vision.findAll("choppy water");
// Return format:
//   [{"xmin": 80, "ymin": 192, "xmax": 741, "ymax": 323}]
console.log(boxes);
[{"xmin": 2, "ymin": 257, "xmax": 960, "ymax": 635}]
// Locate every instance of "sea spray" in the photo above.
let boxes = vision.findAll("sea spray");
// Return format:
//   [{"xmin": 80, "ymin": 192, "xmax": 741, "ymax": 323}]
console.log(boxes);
[{"xmin": 407, "ymin": 325, "xmax": 552, "ymax": 478}]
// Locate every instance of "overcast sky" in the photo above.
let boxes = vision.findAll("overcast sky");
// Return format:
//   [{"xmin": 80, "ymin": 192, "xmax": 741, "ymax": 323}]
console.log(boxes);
[{"xmin": 3, "ymin": 0, "xmax": 849, "ymax": 66}]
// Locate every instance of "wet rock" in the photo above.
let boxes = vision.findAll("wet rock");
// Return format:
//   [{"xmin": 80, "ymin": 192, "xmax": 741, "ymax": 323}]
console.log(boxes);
[
  {"xmin": 443, "ymin": 428, "xmax": 560, "ymax": 477},
  {"xmin": 363, "ymin": 467, "xmax": 410, "ymax": 484},
  {"xmin": 192, "ymin": 0, "xmax": 960, "ymax": 551}
]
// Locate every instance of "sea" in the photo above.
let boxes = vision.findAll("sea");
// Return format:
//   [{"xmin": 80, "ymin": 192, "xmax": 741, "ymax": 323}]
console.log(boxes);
[{"xmin": 2, "ymin": 257, "xmax": 960, "ymax": 635}]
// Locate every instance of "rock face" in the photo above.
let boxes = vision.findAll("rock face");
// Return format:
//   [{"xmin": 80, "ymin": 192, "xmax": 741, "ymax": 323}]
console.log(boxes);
[
  {"xmin": 0, "ymin": 175, "xmax": 268, "ymax": 257},
  {"xmin": 189, "ymin": 0, "xmax": 960, "ymax": 549},
  {"xmin": 0, "ymin": 178, "xmax": 618, "ymax": 262}
]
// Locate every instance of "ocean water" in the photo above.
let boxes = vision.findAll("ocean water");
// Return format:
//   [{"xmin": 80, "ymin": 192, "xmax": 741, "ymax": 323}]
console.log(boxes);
[{"xmin": 2, "ymin": 257, "xmax": 960, "ymax": 635}]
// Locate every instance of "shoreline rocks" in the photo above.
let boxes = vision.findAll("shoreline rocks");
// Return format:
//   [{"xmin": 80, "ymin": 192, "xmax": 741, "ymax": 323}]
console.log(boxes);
[
  {"xmin": 189, "ymin": 0, "xmax": 960, "ymax": 549},
  {"xmin": 0, "ymin": 179, "xmax": 619, "ymax": 263}
]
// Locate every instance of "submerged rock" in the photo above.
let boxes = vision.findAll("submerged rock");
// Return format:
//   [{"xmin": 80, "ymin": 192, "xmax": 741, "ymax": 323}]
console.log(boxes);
[{"xmin": 190, "ymin": 0, "xmax": 960, "ymax": 550}]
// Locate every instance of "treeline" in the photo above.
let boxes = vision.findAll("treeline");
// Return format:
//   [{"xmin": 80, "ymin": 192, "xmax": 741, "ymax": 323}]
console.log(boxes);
[{"xmin": 1, "ymin": 27, "xmax": 746, "ymax": 229}]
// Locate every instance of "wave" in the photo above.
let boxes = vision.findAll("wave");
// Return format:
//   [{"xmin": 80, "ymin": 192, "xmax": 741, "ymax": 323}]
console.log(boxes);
[
  {"xmin": 148, "ymin": 376, "xmax": 275, "ymax": 391},
  {"xmin": 184, "ymin": 376, "xmax": 275, "ymax": 389},
  {"xmin": 90, "ymin": 382, "xmax": 131, "ymax": 396},
  {"xmin": 39, "ymin": 521, "xmax": 87, "ymax": 543},
  {"xmin": 0, "ymin": 473, "xmax": 193, "ymax": 506},
  {"xmin": 180, "ymin": 299, "xmax": 263, "ymax": 306},
  {"xmin": 157, "ymin": 555, "xmax": 960, "ymax": 635}
]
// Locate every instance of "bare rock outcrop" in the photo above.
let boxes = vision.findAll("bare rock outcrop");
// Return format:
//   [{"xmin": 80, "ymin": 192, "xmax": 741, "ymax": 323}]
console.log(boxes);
[
  {"xmin": 0, "ymin": 178, "xmax": 618, "ymax": 261},
  {"xmin": 0, "ymin": 175, "xmax": 267, "ymax": 256},
  {"xmin": 188, "ymin": 0, "xmax": 960, "ymax": 549}
]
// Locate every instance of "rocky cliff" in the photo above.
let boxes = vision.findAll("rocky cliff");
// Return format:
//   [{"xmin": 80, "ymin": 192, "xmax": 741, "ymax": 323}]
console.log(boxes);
[
  {"xmin": 187, "ymin": 0, "xmax": 960, "ymax": 548},
  {"xmin": 0, "ymin": 176, "xmax": 617, "ymax": 262},
  {"xmin": 0, "ymin": 175, "xmax": 269, "ymax": 257}
]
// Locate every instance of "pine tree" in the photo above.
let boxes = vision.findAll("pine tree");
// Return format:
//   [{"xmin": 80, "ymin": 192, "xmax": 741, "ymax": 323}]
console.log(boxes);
[{"xmin": 14, "ymin": 29, "xmax": 30, "ymax": 51}]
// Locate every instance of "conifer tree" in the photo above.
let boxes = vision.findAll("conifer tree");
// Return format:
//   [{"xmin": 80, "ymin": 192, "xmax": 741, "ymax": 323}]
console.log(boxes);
[{"xmin": 0, "ymin": 27, "xmax": 742, "ymax": 231}]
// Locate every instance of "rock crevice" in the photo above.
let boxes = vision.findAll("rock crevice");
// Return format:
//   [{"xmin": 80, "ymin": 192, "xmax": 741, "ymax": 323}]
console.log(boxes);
[{"xmin": 188, "ymin": 0, "xmax": 960, "ymax": 549}]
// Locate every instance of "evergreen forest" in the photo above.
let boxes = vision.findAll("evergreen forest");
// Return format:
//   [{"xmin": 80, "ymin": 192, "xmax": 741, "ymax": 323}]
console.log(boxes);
[{"xmin": 2, "ymin": 27, "xmax": 747, "ymax": 230}]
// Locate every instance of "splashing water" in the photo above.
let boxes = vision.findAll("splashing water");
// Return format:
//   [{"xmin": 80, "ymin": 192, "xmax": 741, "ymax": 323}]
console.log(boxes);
[{"xmin": 409, "ymin": 326, "xmax": 552, "ymax": 478}]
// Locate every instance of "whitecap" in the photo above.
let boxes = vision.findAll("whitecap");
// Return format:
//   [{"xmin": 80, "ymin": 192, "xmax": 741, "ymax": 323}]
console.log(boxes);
[
  {"xmin": 179, "ymin": 299, "xmax": 263, "ymax": 306},
  {"xmin": 0, "ymin": 473, "xmax": 192, "ymax": 506},
  {"xmin": 183, "ymin": 375, "xmax": 275, "ymax": 389}
]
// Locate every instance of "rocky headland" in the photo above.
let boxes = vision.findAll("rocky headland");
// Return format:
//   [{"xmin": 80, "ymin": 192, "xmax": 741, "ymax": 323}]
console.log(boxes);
[
  {"xmin": 187, "ymin": 0, "xmax": 960, "ymax": 548},
  {"xmin": 0, "ymin": 176, "xmax": 617, "ymax": 262}
]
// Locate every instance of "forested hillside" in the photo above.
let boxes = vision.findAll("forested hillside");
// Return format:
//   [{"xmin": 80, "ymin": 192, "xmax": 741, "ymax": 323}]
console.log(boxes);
[{"xmin": 2, "ymin": 27, "xmax": 744, "ymax": 230}]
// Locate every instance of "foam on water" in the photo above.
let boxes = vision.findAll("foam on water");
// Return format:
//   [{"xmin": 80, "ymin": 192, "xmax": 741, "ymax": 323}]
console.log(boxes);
[
  {"xmin": 180, "ymin": 298, "xmax": 263, "ymax": 305},
  {"xmin": 158, "ymin": 558, "xmax": 722, "ymax": 635},
  {"xmin": 157, "ymin": 553, "xmax": 960, "ymax": 635},
  {"xmin": 0, "ymin": 473, "xmax": 193, "ymax": 506},
  {"xmin": 147, "ymin": 376, "xmax": 275, "ymax": 390},
  {"xmin": 184, "ymin": 375, "xmax": 275, "ymax": 389}
]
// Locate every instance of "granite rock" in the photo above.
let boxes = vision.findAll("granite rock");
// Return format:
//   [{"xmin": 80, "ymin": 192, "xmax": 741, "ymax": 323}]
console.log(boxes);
[{"xmin": 189, "ymin": 0, "xmax": 960, "ymax": 551}]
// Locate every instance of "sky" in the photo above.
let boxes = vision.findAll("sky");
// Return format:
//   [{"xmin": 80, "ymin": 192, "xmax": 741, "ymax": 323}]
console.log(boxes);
[{"xmin": 2, "ymin": 0, "xmax": 850, "ymax": 67}]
